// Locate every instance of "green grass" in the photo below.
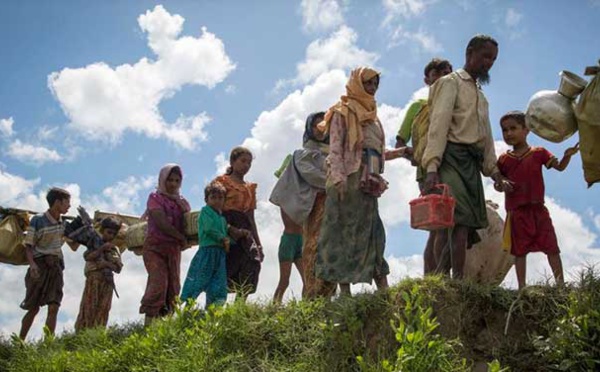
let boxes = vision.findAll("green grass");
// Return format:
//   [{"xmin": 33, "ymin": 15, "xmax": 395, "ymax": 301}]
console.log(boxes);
[{"xmin": 1, "ymin": 272, "xmax": 599, "ymax": 372}]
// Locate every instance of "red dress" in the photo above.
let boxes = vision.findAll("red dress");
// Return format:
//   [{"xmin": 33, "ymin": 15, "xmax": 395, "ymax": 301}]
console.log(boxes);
[{"xmin": 497, "ymin": 147, "xmax": 560, "ymax": 257}]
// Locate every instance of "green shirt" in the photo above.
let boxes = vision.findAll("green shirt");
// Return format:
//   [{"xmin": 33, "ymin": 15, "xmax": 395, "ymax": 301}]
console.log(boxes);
[
  {"xmin": 198, "ymin": 205, "xmax": 228, "ymax": 249},
  {"xmin": 396, "ymin": 99, "xmax": 426, "ymax": 144}
]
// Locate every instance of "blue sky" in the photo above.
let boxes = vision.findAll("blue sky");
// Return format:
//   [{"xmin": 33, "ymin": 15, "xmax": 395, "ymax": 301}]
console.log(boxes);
[{"xmin": 1, "ymin": 0, "xmax": 599, "ymax": 338}]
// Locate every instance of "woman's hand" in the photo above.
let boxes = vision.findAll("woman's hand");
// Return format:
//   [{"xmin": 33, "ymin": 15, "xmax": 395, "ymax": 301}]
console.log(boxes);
[{"xmin": 335, "ymin": 179, "xmax": 347, "ymax": 201}]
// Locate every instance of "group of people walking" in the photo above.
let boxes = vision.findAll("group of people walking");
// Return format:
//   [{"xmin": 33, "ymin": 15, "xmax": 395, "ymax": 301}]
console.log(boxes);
[{"xmin": 16, "ymin": 34, "xmax": 578, "ymax": 340}]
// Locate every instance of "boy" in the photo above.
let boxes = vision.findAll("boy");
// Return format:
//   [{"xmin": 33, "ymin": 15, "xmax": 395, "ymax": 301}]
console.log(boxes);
[
  {"xmin": 180, "ymin": 181, "xmax": 249, "ymax": 308},
  {"xmin": 19, "ymin": 187, "xmax": 78, "ymax": 340},
  {"xmin": 74, "ymin": 215, "xmax": 123, "ymax": 331},
  {"xmin": 394, "ymin": 58, "xmax": 453, "ymax": 275},
  {"xmin": 496, "ymin": 111, "xmax": 579, "ymax": 290}
]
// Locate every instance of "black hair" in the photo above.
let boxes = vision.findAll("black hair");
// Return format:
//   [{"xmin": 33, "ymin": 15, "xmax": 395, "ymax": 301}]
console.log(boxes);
[
  {"xmin": 466, "ymin": 34, "xmax": 498, "ymax": 55},
  {"xmin": 500, "ymin": 110, "xmax": 526, "ymax": 128},
  {"xmin": 101, "ymin": 217, "xmax": 122, "ymax": 232},
  {"xmin": 424, "ymin": 58, "xmax": 453, "ymax": 77},
  {"xmin": 169, "ymin": 166, "xmax": 182, "ymax": 178},
  {"xmin": 225, "ymin": 146, "xmax": 253, "ymax": 175},
  {"xmin": 204, "ymin": 181, "xmax": 227, "ymax": 202},
  {"xmin": 46, "ymin": 187, "xmax": 71, "ymax": 207}
]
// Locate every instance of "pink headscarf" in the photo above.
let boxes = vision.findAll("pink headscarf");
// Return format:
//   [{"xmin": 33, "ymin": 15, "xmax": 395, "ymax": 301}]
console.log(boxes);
[
  {"xmin": 157, "ymin": 163, "xmax": 191, "ymax": 212},
  {"xmin": 142, "ymin": 164, "xmax": 191, "ymax": 220}
]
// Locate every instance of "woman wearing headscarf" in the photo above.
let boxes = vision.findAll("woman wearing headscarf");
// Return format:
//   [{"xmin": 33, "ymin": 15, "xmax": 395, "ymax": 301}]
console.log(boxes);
[
  {"xmin": 269, "ymin": 111, "xmax": 332, "ymax": 300},
  {"xmin": 140, "ymin": 164, "xmax": 190, "ymax": 325},
  {"xmin": 315, "ymin": 67, "xmax": 408, "ymax": 293}
]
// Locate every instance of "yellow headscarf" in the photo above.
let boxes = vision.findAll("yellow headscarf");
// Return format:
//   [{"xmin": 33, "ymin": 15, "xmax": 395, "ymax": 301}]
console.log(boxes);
[{"xmin": 318, "ymin": 67, "xmax": 380, "ymax": 151}]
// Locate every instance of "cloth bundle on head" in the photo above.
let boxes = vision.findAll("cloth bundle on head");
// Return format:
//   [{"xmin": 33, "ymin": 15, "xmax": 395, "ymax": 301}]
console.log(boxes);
[{"xmin": 318, "ymin": 67, "xmax": 380, "ymax": 151}]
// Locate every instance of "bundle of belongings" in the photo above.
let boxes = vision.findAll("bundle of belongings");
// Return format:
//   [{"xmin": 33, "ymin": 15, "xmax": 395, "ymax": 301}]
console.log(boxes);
[
  {"xmin": 0, "ymin": 208, "xmax": 31, "ymax": 265},
  {"xmin": 576, "ymin": 60, "xmax": 600, "ymax": 187},
  {"xmin": 64, "ymin": 206, "xmax": 121, "ymax": 297}
]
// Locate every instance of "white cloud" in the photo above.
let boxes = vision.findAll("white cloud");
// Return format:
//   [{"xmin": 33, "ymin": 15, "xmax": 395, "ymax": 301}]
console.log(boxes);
[
  {"xmin": 388, "ymin": 26, "xmax": 443, "ymax": 52},
  {"xmin": 6, "ymin": 139, "xmax": 63, "ymax": 165},
  {"xmin": 381, "ymin": 0, "xmax": 442, "ymax": 53},
  {"xmin": 505, "ymin": 8, "xmax": 523, "ymax": 28},
  {"xmin": 224, "ymin": 84, "xmax": 237, "ymax": 94},
  {"xmin": 382, "ymin": 0, "xmax": 435, "ymax": 25},
  {"xmin": 300, "ymin": 0, "xmax": 345, "ymax": 33},
  {"xmin": 85, "ymin": 176, "xmax": 155, "ymax": 215},
  {"xmin": 0, "ymin": 169, "xmax": 40, "ymax": 206},
  {"xmin": 48, "ymin": 5, "xmax": 235, "ymax": 150},
  {"xmin": 0, "ymin": 117, "xmax": 15, "ymax": 137},
  {"xmin": 36, "ymin": 125, "xmax": 59, "ymax": 141},
  {"xmin": 293, "ymin": 26, "xmax": 379, "ymax": 86},
  {"xmin": 495, "ymin": 7, "xmax": 524, "ymax": 40}
]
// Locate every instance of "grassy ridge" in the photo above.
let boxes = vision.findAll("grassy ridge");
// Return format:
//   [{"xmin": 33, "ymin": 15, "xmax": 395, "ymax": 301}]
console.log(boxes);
[{"xmin": 1, "ymin": 271, "xmax": 598, "ymax": 372}]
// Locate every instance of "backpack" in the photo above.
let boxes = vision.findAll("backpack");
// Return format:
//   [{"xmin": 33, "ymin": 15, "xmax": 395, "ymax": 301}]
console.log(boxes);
[{"xmin": 410, "ymin": 103, "xmax": 430, "ymax": 166}]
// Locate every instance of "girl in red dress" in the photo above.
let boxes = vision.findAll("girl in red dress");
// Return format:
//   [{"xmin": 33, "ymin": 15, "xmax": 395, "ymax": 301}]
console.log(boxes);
[{"xmin": 496, "ymin": 111, "xmax": 579, "ymax": 290}]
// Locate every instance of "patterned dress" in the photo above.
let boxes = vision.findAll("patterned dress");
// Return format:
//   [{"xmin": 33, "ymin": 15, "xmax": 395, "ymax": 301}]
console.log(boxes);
[
  {"xmin": 75, "ymin": 247, "xmax": 122, "ymax": 331},
  {"xmin": 315, "ymin": 114, "xmax": 390, "ymax": 284},
  {"xmin": 140, "ymin": 192, "xmax": 187, "ymax": 317}
]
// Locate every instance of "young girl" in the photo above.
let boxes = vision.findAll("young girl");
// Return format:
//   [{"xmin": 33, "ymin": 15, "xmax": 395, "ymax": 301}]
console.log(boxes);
[
  {"xmin": 140, "ymin": 164, "xmax": 190, "ymax": 325},
  {"xmin": 75, "ymin": 217, "xmax": 123, "ymax": 331},
  {"xmin": 497, "ymin": 111, "xmax": 578, "ymax": 289},
  {"xmin": 214, "ymin": 147, "xmax": 263, "ymax": 300},
  {"xmin": 180, "ymin": 181, "xmax": 250, "ymax": 308}
]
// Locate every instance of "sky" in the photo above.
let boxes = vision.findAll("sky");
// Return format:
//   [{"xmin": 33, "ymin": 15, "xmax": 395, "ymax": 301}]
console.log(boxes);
[{"xmin": 1, "ymin": 0, "xmax": 599, "ymax": 339}]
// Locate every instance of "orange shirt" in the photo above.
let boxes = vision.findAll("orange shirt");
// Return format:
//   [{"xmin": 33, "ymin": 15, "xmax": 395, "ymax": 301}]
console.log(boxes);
[{"xmin": 215, "ymin": 175, "xmax": 257, "ymax": 213}]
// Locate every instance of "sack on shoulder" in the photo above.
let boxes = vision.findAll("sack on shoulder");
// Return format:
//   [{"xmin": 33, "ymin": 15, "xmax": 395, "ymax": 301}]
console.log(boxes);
[
  {"xmin": 411, "ymin": 103, "xmax": 430, "ymax": 166},
  {"xmin": 575, "ymin": 65, "xmax": 600, "ymax": 186}
]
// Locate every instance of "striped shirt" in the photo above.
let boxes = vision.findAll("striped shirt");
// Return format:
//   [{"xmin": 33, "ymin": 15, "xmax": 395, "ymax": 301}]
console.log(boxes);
[{"xmin": 23, "ymin": 212, "xmax": 66, "ymax": 258}]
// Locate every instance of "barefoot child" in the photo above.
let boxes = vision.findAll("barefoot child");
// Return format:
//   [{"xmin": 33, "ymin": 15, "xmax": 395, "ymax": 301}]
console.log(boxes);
[
  {"xmin": 74, "ymin": 216, "xmax": 123, "ymax": 331},
  {"xmin": 215, "ymin": 147, "xmax": 264, "ymax": 301},
  {"xmin": 496, "ymin": 111, "xmax": 579, "ymax": 290},
  {"xmin": 180, "ymin": 181, "xmax": 250, "ymax": 308},
  {"xmin": 19, "ymin": 187, "xmax": 78, "ymax": 340}
]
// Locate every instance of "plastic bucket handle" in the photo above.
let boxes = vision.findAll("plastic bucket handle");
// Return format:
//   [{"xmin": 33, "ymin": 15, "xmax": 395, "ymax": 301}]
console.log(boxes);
[{"xmin": 420, "ymin": 183, "xmax": 451, "ymax": 197}]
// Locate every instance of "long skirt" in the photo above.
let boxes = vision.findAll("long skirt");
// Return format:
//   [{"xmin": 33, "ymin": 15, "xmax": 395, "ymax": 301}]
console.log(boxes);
[
  {"xmin": 139, "ymin": 244, "xmax": 181, "ymax": 317},
  {"xmin": 20, "ymin": 255, "xmax": 64, "ymax": 310},
  {"xmin": 315, "ymin": 172, "xmax": 389, "ymax": 284},
  {"xmin": 302, "ymin": 192, "xmax": 327, "ymax": 298},
  {"xmin": 222, "ymin": 210, "xmax": 261, "ymax": 294},
  {"xmin": 75, "ymin": 271, "xmax": 114, "ymax": 331},
  {"xmin": 439, "ymin": 142, "xmax": 488, "ymax": 246}
]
